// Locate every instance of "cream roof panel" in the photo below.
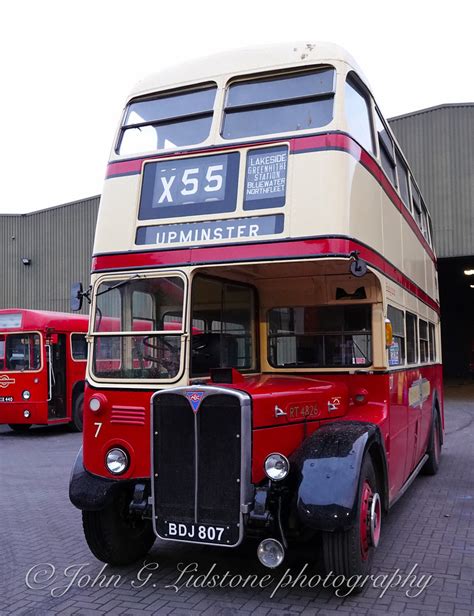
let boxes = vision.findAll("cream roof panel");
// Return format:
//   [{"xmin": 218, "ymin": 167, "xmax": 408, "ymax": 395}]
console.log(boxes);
[{"xmin": 129, "ymin": 41, "xmax": 369, "ymax": 99}]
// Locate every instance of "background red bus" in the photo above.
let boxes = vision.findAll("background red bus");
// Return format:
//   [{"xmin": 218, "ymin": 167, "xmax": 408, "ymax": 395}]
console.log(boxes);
[{"xmin": 0, "ymin": 309, "xmax": 88, "ymax": 432}]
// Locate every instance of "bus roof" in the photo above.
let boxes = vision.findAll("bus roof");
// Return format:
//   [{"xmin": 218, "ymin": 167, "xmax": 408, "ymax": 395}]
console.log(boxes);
[
  {"xmin": 0, "ymin": 309, "xmax": 89, "ymax": 332},
  {"xmin": 129, "ymin": 41, "xmax": 369, "ymax": 100}
]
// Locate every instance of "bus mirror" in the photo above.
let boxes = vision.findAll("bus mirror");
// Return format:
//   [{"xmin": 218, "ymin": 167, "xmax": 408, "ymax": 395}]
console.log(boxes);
[
  {"xmin": 71, "ymin": 282, "xmax": 84, "ymax": 312},
  {"xmin": 385, "ymin": 319, "xmax": 393, "ymax": 348}
]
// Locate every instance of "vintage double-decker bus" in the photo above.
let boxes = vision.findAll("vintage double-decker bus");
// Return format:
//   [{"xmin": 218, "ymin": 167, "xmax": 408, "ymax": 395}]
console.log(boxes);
[
  {"xmin": 69, "ymin": 42, "xmax": 443, "ymax": 582},
  {"xmin": 0, "ymin": 309, "xmax": 88, "ymax": 431}
]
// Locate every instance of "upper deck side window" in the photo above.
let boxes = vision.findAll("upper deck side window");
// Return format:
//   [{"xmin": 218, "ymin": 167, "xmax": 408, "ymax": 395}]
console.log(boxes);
[
  {"xmin": 411, "ymin": 182, "xmax": 423, "ymax": 228},
  {"xmin": 117, "ymin": 85, "xmax": 217, "ymax": 156},
  {"xmin": 375, "ymin": 108, "xmax": 397, "ymax": 187},
  {"xmin": 344, "ymin": 74, "xmax": 375, "ymax": 154},
  {"xmin": 221, "ymin": 67, "xmax": 335, "ymax": 140},
  {"xmin": 395, "ymin": 150, "xmax": 411, "ymax": 212}
]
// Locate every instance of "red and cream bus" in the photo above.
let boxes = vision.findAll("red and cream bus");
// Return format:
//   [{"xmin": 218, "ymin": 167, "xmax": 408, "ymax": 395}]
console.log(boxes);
[
  {"xmin": 70, "ymin": 42, "xmax": 443, "ymax": 583},
  {"xmin": 0, "ymin": 309, "xmax": 88, "ymax": 431}
]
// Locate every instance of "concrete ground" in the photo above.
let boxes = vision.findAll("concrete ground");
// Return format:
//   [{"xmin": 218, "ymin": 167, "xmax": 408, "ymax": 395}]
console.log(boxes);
[{"xmin": 0, "ymin": 382, "xmax": 473, "ymax": 615}]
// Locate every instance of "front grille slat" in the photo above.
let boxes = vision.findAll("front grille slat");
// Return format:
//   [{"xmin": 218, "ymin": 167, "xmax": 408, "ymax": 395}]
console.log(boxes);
[{"xmin": 152, "ymin": 390, "xmax": 245, "ymax": 545}]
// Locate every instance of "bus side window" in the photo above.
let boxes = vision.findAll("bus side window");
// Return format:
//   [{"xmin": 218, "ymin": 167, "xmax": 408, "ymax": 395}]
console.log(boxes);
[
  {"xmin": 411, "ymin": 182, "xmax": 423, "ymax": 228},
  {"xmin": 375, "ymin": 109, "xmax": 397, "ymax": 187},
  {"xmin": 419, "ymin": 319, "xmax": 429, "ymax": 363},
  {"xmin": 420, "ymin": 202, "xmax": 430, "ymax": 243},
  {"xmin": 387, "ymin": 305, "xmax": 405, "ymax": 366},
  {"xmin": 0, "ymin": 334, "xmax": 5, "ymax": 370},
  {"xmin": 71, "ymin": 334, "xmax": 88, "ymax": 360},
  {"xmin": 344, "ymin": 76, "xmax": 375, "ymax": 154},
  {"xmin": 395, "ymin": 150, "xmax": 411, "ymax": 212},
  {"xmin": 406, "ymin": 312, "xmax": 418, "ymax": 364},
  {"xmin": 428, "ymin": 323, "xmax": 436, "ymax": 362}
]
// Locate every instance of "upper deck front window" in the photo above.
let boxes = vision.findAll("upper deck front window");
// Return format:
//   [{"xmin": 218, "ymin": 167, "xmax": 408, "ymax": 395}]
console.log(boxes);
[
  {"xmin": 118, "ymin": 85, "xmax": 217, "ymax": 156},
  {"xmin": 222, "ymin": 67, "xmax": 335, "ymax": 139}
]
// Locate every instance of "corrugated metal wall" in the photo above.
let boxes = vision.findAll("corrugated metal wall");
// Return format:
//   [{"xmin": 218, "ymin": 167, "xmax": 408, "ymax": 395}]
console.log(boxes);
[
  {"xmin": 389, "ymin": 104, "xmax": 474, "ymax": 259},
  {"xmin": 0, "ymin": 196, "xmax": 100, "ymax": 313}
]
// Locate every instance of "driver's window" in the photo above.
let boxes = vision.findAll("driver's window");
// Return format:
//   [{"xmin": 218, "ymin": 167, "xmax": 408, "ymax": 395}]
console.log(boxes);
[{"xmin": 191, "ymin": 276, "xmax": 256, "ymax": 376}]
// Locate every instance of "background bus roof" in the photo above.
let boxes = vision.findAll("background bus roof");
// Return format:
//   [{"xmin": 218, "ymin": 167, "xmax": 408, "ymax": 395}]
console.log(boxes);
[
  {"xmin": 0, "ymin": 309, "xmax": 89, "ymax": 332},
  {"xmin": 129, "ymin": 41, "xmax": 369, "ymax": 100}
]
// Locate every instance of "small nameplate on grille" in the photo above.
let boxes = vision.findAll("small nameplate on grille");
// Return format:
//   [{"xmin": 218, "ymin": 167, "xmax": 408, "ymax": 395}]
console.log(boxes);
[{"xmin": 158, "ymin": 520, "xmax": 235, "ymax": 545}]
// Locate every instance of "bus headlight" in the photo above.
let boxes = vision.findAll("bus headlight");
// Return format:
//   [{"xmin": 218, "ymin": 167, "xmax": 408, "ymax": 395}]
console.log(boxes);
[
  {"xmin": 89, "ymin": 397, "xmax": 102, "ymax": 412},
  {"xmin": 264, "ymin": 453, "xmax": 289, "ymax": 481},
  {"xmin": 257, "ymin": 538, "xmax": 285, "ymax": 568},
  {"xmin": 105, "ymin": 448, "xmax": 129, "ymax": 475},
  {"xmin": 22, "ymin": 390, "xmax": 31, "ymax": 400},
  {"xmin": 23, "ymin": 410, "xmax": 31, "ymax": 418}
]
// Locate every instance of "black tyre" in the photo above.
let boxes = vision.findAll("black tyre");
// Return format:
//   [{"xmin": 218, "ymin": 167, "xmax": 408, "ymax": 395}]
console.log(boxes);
[
  {"xmin": 70, "ymin": 392, "xmax": 84, "ymax": 432},
  {"xmin": 82, "ymin": 492, "xmax": 156, "ymax": 565},
  {"xmin": 422, "ymin": 411, "xmax": 441, "ymax": 475},
  {"xmin": 322, "ymin": 455, "xmax": 381, "ymax": 589},
  {"xmin": 8, "ymin": 423, "xmax": 32, "ymax": 433}
]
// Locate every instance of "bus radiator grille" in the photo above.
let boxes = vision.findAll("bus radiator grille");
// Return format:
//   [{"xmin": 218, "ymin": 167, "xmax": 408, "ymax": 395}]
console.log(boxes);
[{"xmin": 152, "ymin": 392, "xmax": 242, "ymax": 543}]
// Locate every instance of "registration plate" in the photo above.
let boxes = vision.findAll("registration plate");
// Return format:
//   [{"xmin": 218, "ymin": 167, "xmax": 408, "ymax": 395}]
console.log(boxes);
[
  {"xmin": 162, "ymin": 521, "xmax": 231, "ymax": 544},
  {"xmin": 0, "ymin": 396, "xmax": 13, "ymax": 403}
]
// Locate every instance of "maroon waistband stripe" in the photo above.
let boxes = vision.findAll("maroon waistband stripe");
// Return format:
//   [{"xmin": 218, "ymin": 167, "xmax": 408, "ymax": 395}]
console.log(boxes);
[{"xmin": 91, "ymin": 237, "xmax": 439, "ymax": 314}]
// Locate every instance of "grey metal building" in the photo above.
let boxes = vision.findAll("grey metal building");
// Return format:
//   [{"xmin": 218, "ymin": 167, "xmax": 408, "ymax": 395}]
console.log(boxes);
[
  {"xmin": 0, "ymin": 103, "xmax": 472, "ymax": 375},
  {"xmin": 389, "ymin": 103, "xmax": 474, "ymax": 377},
  {"xmin": 0, "ymin": 196, "xmax": 100, "ymax": 314}
]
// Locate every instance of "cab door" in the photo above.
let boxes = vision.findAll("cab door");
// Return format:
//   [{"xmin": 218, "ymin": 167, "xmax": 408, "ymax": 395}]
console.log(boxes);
[{"xmin": 47, "ymin": 334, "xmax": 67, "ymax": 419}]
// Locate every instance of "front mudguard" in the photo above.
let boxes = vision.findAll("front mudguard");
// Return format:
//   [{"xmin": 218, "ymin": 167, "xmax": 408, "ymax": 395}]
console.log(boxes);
[
  {"xmin": 69, "ymin": 448, "xmax": 137, "ymax": 511},
  {"xmin": 291, "ymin": 421, "xmax": 388, "ymax": 532}
]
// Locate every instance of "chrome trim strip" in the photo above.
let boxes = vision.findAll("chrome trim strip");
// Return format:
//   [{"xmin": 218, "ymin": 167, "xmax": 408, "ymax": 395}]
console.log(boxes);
[
  {"xmin": 194, "ymin": 412, "xmax": 198, "ymax": 523},
  {"xmin": 150, "ymin": 385, "xmax": 252, "ymax": 548}
]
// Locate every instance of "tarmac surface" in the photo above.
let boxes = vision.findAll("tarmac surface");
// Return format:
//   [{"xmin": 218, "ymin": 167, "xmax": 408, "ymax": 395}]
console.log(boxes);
[{"xmin": 0, "ymin": 382, "xmax": 473, "ymax": 615}]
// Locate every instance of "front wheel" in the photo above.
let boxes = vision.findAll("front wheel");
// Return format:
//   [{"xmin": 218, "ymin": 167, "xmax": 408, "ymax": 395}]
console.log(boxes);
[
  {"xmin": 322, "ymin": 455, "xmax": 381, "ymax": 587},
  {"xmin": 82, "ymin": 492, "xmax": 156, "ymax": 565}
]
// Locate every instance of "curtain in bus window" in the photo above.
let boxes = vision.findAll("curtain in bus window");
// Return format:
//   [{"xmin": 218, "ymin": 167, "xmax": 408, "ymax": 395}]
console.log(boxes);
[{"xmin": 268, "ymin": 305, "xmax": 372, "ymax": 368}]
